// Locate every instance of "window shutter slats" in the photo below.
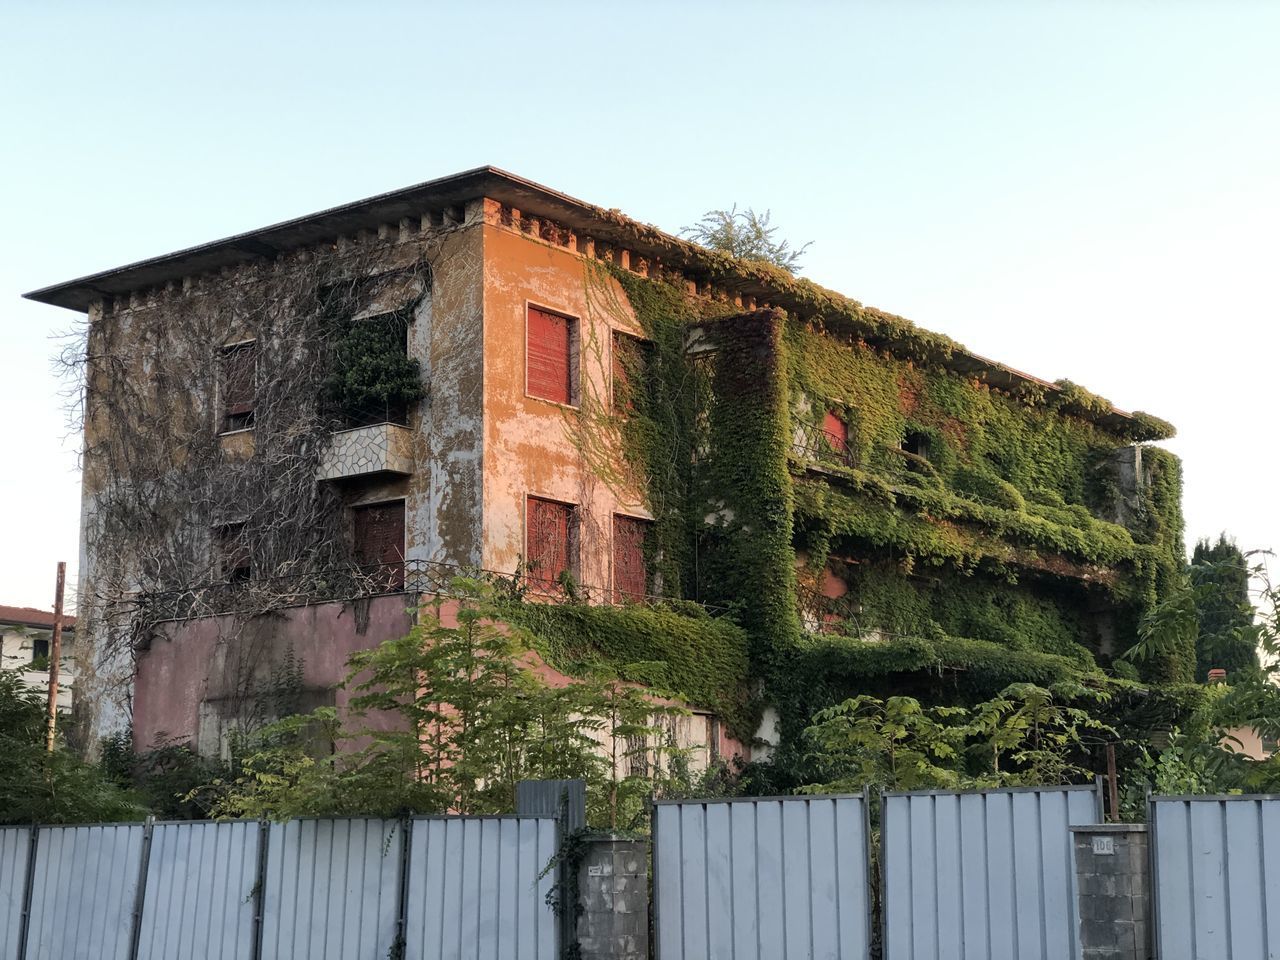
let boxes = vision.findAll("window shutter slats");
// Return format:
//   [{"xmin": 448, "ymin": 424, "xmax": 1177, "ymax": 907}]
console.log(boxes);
[
  {"xmin": 527, "ymin": 307, "xmax": 572, "ymax": 404},
  {"xmin": 353, "ymin": 501, "xmax": 406, "ymax": 590},
  {"xmin": 612, "ymin": 516, "xmax": 650, "ymax": 602},
  {"xmin": 527, "ymin": 496, "xmax": 572, "ymax": 588}
]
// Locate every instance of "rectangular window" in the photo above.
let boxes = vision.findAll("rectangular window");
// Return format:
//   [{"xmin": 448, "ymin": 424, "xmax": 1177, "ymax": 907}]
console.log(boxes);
[
  {"xmin": 613, "ymin": 515, "xmax": 652, "ymax": 602},
  {"xmin": 31, "ymin": 638, "xmax": 50, "ymax": 666},
  {"xmin": 527, "ymin": 306, "xmax": 577, "ymax": 405},
  {"xmin": 353, "ymin": 500, "xmax": 406, "ymax": 591},
  {"xmin": 526, "ymin": 496, "xmax": 575, "ymax": 590},
  {"xmin": 612, "ymin": 331, "xmax": 652, "ymax": 413},
  {"xmin": 217, "ymin": 523, "xmax": 251, "ymax": 583},
  {"xmin": 220, "ymin": 341, "xmax": 257, "ymax": 433}
]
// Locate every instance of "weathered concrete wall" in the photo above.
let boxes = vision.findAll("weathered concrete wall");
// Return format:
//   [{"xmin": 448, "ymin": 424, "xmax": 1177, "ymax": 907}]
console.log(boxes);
[
  {"xmin": 480, "ymin": 211, "xmax": 648, "ymax": 593},
  {"xmin": 134, "ymin": 592, "xmax": 420, "ymax": 752},
  {"xmin": 576, "ymin": 835, "xmax": 648, "ymax": 960},
  {"xmin": 1072, "ymin": 823, "xmax": 1152, "ymax": 960},
  {"xmin": 74, "ymin": 212, "xmax": 487, "ymax": 747}
]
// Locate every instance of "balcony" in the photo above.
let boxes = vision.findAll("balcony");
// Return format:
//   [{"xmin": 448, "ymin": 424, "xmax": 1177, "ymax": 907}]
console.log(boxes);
[{"xmin": 318, "ymin": 422, "xmax": 414, "ymax": 481}]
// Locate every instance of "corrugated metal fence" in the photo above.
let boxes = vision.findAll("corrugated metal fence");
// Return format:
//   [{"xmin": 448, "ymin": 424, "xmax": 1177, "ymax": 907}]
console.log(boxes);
[
  {"xmin": 0, "ymin": 829, "xmax": 32, "ymax": 960},
  {"xmin": 881, "ymin": 783, "xmax": 1104, "ymax": 960},
  {"xmin": 652, "ymin": 794, "xmax": 873, "ymax": 960},
  {"xmin": 0, "ymin": 815, "xmax": 558, "ymax": 960},
  {"xmin": 1151, "ymin": 794, "xmax": 1280, "ymax": 960}
]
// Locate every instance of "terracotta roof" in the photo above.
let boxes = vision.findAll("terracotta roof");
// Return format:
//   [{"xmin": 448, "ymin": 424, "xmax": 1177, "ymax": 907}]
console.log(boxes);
[
  {"xmin": 0, "ymin": 605, "xmax": 76, "ymax": 630},
  {"xmin": 21, "ymin": 166, "xmax": 1171, "ymax": 440}
]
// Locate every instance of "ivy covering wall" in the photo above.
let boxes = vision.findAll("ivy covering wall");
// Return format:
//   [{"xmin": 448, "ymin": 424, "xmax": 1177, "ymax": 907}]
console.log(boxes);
[{"xmin": 562, "ymin": 267, "xmax": 1190, "ymax": 750}]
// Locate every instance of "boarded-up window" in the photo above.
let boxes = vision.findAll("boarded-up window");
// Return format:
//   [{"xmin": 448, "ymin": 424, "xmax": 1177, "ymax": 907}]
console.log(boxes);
[
  {"xmin": 527, "ymin": 306, "xmax": 576, "ymax": 405},
  {"xmin": 353, "ymin": 500, "xmax": 406, "ymax": 591},
  {"xmin": 822, "ymin": 411, "xmax": 848, "ymax": 454},
  {"xmin": 220, "ymin": 342, "xmax": 257, "ymax": 432},
  {"xmin": 526, "ymin": 496, "xmax": 574, "ymax": 589},
  {"xmin": 613, "ymin": 515, "xmax": 651, "ymax": 602},
  {"xmin": 217, "ymin": 523, "xmax": 251, "ymax": 583}
]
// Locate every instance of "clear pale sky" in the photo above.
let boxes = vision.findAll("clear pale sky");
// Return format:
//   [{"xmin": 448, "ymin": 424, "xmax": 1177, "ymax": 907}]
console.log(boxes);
[{"xmin": 2, "ymin": 1, "xmax": 1277, "ymax": 612}]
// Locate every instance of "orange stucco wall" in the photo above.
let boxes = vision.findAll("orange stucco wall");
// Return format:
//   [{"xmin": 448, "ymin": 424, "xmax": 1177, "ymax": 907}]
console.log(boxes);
[{"xmin": 480, "ymin": 219, "xmax": 649, "ymax": 595}]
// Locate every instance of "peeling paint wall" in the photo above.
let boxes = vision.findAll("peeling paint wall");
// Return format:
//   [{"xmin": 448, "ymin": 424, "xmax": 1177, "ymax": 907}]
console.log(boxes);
[{"xmin": 479, "ymin": 211, "xmax": 647, "ymax": 594}]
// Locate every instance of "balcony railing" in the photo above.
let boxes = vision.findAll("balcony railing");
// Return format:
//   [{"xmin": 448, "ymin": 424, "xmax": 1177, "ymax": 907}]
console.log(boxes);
[
  {"xmin": 133, "ymin": 559, "xmax": 723, "ymax": 624},
  {"xmin": 791, "ymin": 422, "xmax": 855, "ymax": 470}
]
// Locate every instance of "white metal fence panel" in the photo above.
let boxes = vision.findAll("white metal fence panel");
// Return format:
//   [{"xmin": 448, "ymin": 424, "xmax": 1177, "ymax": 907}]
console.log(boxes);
[
  {"xmin": 1151, "ymin": 795, "xmax": 1280, "ymax": 960},
  {"xmin": 23, "ymin": 822, "xmax": 147, "ymax": 960},
  {"xmin": 404, "ymin": 816, "xmax": 559, "ymax": 960},
  {"xmin": 0, "ymin": 828, "xmax": 32, "ymax": 960},
  {"xmin": 135, "ymin": 820, "xmax": 261, "ymax": 960},
  {"xmin": 882, "ymin": 784, "xmax": 1102, "ymax": 960},
  {"xmin": 653, "ymin": 795, "xmax": 872, "ymax": 960},
  {"xmin": 260, "ymin": 817, "xmax": 403, "ymax": 960}
]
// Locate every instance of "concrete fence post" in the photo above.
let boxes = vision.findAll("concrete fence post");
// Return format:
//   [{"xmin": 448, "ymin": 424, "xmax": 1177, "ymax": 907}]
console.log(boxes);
[
  {"xmin": 576, "ymin": 834, "xmax": 648, "ymax": 960},
  {"xmin": 1071, "ymin": 823, "xmax": 1152, "ymax": 960}
]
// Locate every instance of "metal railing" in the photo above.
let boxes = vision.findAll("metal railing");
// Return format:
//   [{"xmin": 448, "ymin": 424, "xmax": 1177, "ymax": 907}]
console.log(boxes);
[{"xmin": 791, "ymin": 421, "xmax": 856, "ymax": 469}]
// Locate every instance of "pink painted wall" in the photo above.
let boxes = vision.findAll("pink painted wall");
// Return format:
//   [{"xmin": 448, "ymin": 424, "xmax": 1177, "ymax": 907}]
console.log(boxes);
[
  {"xmin": 134, "ymin": 591, "xmax": 749, "ymax": 765},
  {"xmin": 134, "ymin": 593, "xmax": 420, "ymax": 750}
]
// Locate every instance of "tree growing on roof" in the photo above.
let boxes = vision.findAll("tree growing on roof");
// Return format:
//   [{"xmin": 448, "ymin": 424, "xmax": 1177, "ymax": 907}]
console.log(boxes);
[{"xmin": 682, "ymin": 205, "xmax": 812, "ymax": 273}]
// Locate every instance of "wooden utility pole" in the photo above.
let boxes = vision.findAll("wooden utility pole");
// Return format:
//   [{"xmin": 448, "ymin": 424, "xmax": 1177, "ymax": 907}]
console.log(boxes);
[{"xmin": 46, "ymin": 561, "xmax": 66, "ymax": 753}]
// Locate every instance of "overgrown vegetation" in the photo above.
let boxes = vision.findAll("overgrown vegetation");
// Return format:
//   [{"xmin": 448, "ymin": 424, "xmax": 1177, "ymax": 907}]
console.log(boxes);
[
  {"xmin": 681, "ymin": 205, "xmax": 812, "ymax": 273},
  {"xmin": 190, "ymin": 583, "xmax": 701, "ymax": 830},
  {"xmin": 0, "ymin": 671, "xmax": 143, "ymax": 824}
]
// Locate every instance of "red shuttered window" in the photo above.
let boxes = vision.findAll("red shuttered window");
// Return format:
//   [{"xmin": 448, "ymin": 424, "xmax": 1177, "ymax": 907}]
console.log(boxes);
[
  {"xmin": 353, "ymin": 500, "xmax": 406, "ymax": 591},
  {"xmin": 220, "ymin": 342, "xmax": 257, "ymax": 432},
  {"xmin": 526, "ymin": 496, "xmax": 574, "ymax": 589},
  {"xmin": 527, "ymin": 306, "xmax": 576, "ymax": 405},
  {"xmin": 613, "ymin": 515, "xmax": 651, "ymax": 602},
  {"xmin": 822, "ymin": 411, "xmax": 848, "ymax": 454}
]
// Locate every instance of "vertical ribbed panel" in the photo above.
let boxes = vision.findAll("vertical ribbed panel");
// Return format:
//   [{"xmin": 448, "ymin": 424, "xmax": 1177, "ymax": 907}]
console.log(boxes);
[
  {"xmin": 515, "ymin": 780, "xmax": 586, "ymax": 831},
  {"xmin": 260, "ymin": 818, "xmax": 403, "ymax": 960},
  {"xmin": 0, "ymin": 828, "xmax": 32, "ymax": 960},
  {"xmin": 24, "ymin": 822, "xmax": 146, "ymax": 960},
  {"xmin": 404, "ymin": 816, "xmax": 559, "ymax": 960},
  {"xmin": 882, "ymin": 785, "xmax": 1101, "ymax": 960},
  {"xmin": 1152, "ymin": 795, "xmax": 1280, "ymax": 960},
  {"xmin": 653, "ymin": 796, "xmax": 871, "ymax": 960},
  {"xmin": 136, "ymin": 820, "xmax": 260, "ymax": 960}
]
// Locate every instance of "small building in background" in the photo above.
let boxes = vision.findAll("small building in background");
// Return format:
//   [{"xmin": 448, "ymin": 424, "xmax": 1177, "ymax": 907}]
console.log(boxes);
[{"xmin": 0, "ymin": 605, "xmax": 76, "ymax": 711}]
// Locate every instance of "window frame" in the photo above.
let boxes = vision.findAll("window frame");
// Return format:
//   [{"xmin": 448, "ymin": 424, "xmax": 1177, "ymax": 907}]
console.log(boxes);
[
  {"xmin": 218, "ymin": 338, "xmax": 258, "ymax": 435},
  {"xmin": 611, "ymin": 512, "xmax": 653, "ymax": 603}
]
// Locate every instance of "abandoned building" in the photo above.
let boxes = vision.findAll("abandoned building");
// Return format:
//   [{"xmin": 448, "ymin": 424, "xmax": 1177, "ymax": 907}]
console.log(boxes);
[{"xmin": 24, "ymin": 166, "xmax": 1188, "ymax": 762}]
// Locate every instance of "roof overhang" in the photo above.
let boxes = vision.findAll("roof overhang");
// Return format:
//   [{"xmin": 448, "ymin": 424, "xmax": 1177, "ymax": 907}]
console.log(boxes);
[{"xmin": 22, "ymin": 165, "xmax": 1168, "ymax": 438}]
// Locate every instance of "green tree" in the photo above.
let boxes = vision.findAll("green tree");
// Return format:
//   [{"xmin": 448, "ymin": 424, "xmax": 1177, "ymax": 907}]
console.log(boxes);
[
  {"xmin": 0, "ymin": 671, "xmax": 144, "ymax": 824},
  {"xmin": 196, "ymin": 581, "xmax": 698, "ymax": 825},
  {"xmin": 799, "ymin": 695, "xmax": 969, "ymax": 793},
  {"xmin": 1190, "ymin": 535, "xmax": 1258, "ymax": 680},
  {"xmin": 682, "ymin": 206, "xmax": 812, "ymax": 273}
]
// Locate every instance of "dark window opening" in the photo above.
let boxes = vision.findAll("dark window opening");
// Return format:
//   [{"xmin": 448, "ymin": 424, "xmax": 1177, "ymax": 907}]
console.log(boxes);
[
  {"xmin": 527, "ymin": 306, "xmax": 578, "ymax": 406},
  {"xmin": 613, "ymin": 515, "xmax": 652, "ymax": 602},
  {"xmin": 217, "ymin": 523, "xmax": 251, "ymax": 583},
  {"xmin": 526, "ymin": 496, "xmax": 576, "ymax": 590},
  {"xmin": 330, "ymin": 312, "xmax": 419, "ymax": 428},
  {"xmin": 31, "ymin": 638, "xmax": 50, "ymax": 667},
  {"xmin": 219, "ymin": 342, "xmax": 257, "ymax": 433},
  {"xmin": 902, "ymin": 431, "xmax": 930, "ymax": 459},
  {"xmin": 353, "ymin": 500, "xmax": 406, "ymax": 591}
]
